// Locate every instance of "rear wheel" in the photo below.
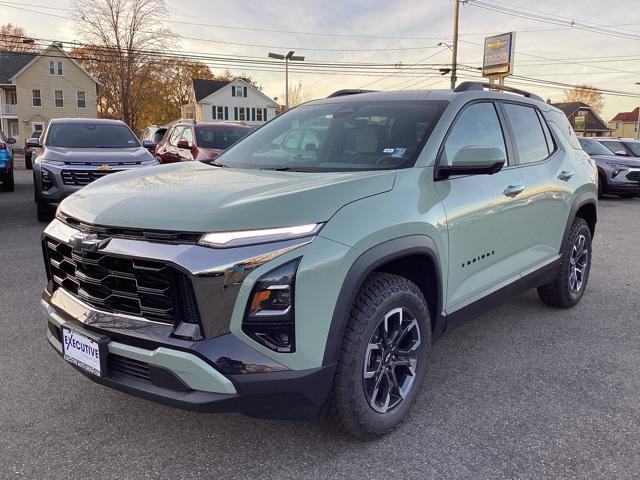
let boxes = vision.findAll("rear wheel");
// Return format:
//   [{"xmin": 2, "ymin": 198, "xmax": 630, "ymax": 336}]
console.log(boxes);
[
  {"xmin": 0, "ymin": 171, "xmax": 14, "ymax": 192},
  {"xmin": 25, "ymin": 152, "xmax": 33, "ymax": 169},
  {"xmin": 597, "ymin": 174, "xmax": 605, "ymax": 199},
  {"xmin": 538, "ymin": 217, "xmax": 592, "ymax": 308},
  {"xmin": 328, "ymin": 272, "xmax": 431, "ymax": 439}
]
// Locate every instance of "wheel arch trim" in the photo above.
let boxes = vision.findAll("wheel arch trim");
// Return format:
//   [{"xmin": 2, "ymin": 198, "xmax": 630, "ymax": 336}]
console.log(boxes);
[{"xmin": 321, "ymin": 235, "xmax": 443, "ymax": 366}]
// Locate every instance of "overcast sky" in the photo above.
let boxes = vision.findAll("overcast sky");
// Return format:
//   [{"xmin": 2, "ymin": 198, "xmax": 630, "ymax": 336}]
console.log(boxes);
[{"xmin": 3, "ymin": 0, "xmax": 639, "ymax": 119}]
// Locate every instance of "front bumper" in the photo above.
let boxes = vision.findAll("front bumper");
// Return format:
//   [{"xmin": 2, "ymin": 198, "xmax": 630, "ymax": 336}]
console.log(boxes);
[
  {"xmin": 604, "ymin": 167, "xmax": 640, "ymax": 194},
  {"xmin": 44, "ymin": 293, "xmax": 335, "ymax": 418}
]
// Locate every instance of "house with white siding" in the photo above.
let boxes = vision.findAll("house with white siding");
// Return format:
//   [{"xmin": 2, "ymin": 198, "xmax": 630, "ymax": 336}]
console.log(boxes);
[
  {"xmin": 181, "ymin": 77, "xmax": 278, "ymax": 126},
  {"xmin": 0, "ymin": 43, "xmax": 98, "ymax": 145}
]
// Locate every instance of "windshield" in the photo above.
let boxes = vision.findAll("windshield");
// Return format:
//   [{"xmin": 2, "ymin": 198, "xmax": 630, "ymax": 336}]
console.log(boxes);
[
  {"xmin": 46, "ymin": 123, "xmax": 140, "ymax": 148},
  {"xmin": 624, "ymin": 141, "xmax": 640, "ymax": 156},
  {"xmin": 217, "ymin": 100, "xmax": 447, "ymax": 171},
  {"xmin": 578, "ymin": 137, "xmax": 613, "ymax": 156},
  {"xmin": 196, "ymin": 126, "xmax": 251, "ymax": 149}
]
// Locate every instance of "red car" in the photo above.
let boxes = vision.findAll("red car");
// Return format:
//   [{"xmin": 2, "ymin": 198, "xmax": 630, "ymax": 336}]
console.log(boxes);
[{"xmin": 155, "ymin": 121, "xmax": 253, "ymax": 164}]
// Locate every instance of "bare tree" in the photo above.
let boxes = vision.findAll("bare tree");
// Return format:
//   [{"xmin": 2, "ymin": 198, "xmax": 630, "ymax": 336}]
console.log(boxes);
[
  {"xmin": 72, "ymin": 0, "xmax": 177, "ymax": 129},
  {"xmin": 563, "ymin": 84, "xmax": 604, "ymax": 113},
  {"xmin": 285, "ymin": 81, "xmax": 312, "ymax": 107},
  {"xmin": 0, "ymin": 23, "xmax": 37, "ymax": 52}
]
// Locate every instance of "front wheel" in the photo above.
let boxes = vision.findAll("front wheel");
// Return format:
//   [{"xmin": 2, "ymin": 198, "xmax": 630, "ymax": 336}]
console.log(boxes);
[
  {"xmin": 328, "ymin": 272, "xmax": 431, "ymax": 439},
  {"xmin": 36, "ymin": 198, "xmax": 54, "ymax": 222},
  {"xmin": 538, "ymin": 217, "xmax": 592, "ymax": 308}
]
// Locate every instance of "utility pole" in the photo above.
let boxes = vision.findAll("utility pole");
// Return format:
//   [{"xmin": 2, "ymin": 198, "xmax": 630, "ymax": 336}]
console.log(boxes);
[
  {"xmin": 268, "ymin": 51, "xmax": 305, "ymax": 110},
  {"xmin": 450, "ymin": 0, "xmax": 461, "ymax": 90},
  {"xmin": 635, "ymin": 82, "xmax": 640, "ymax": 140}
]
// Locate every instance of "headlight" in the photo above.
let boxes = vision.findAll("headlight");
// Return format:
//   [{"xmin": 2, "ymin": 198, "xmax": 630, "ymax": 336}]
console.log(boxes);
[
  {"xmin": 42, "ymin": 158, "xmax": 64, "ymax": 166},
  {"xmin": 242, "ymin": 259, "xmax": 300, "ymax": 353},
  {"xmin": 199, "ymin": 223, "xmax": 322, "ymax": 249}
]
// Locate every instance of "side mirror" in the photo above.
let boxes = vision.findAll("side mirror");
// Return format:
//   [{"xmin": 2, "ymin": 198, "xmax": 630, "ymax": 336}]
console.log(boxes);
[
  {"xmin": 142, "ymin": 140, "xmax": 157, "ymax": 149},
  {"xmin": 436, "ymin": 146, "xmax": 506, "ymax": 180},
  {"xmin": 614, "ymin": 149, "xmax": 628, "ymax": 156},
  {"xmin": 26, "ymin": 137, "xmax": 40, "ymax": 147},
  {"xmin": 177, "ymin": 139, "xmax": 191, "ymax": 149},
  {"xmin": 7, "ymin": 137, "xmax": 16, "ymax": 145}
]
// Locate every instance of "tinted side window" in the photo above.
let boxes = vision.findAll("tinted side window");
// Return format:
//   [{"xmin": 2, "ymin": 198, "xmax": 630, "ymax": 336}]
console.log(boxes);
[
  {"xmin": 600, "ymin": 140, "xmax": 626, "ymax": 155},
  {"xmin": 443, "ymin": 102, "xmax": 507, "ymax": 166},
  {"xmin": 503, "ymin": 104, "xmax": 549, "ymax": 164}
]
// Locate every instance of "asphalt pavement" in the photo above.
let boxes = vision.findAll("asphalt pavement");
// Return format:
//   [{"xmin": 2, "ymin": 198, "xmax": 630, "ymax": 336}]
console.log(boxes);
[{"xmin": 1, "ymin": 170, "xmax": 639, "ymax": 480}]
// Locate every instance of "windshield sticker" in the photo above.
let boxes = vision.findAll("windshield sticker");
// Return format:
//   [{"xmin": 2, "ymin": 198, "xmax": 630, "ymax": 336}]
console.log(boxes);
[
  {"xmin": 392, "ymin": 148, "xmax": 407, "ymax": 158},
  {"xmin": 383, "ymin": 148, "xmax": 395, "ymax": 153}
]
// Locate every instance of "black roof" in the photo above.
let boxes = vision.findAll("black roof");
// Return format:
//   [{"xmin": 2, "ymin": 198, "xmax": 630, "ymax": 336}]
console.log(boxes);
[
  {"xmin": 0, "ymin": 50, "xmax": 37, "ymax": 84},
  {"xmin": 551, "ymin": 102, "xmax": 592, "ymax": 118},
  {"xmin": 192, "ymin": 78, "xmax": 229, "ymax": 102}
]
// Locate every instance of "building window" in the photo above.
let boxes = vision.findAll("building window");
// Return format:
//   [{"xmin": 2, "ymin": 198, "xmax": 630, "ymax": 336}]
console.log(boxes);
[
  {"xmin": 257, "ymin": 108, "xmax": 263, "ymax": 122},
  {"xmin": 224, "ymin": 106, "xmax": 229, "ymax": 120},
  {"xmin": 243, "ymin": 86, "xmax": 248, "ymax": 97},
  {"xmin": 54, "ymin": 90, "xmax": 64, "ymax": 108},
  {"xmin": 232, "ymin": 85, "xmax": 246, "ymax": 97},
  {"xmin": 32, "ymin": 89, "xmax": 41, "ymax": 107},
  {"xmin": 239, "ymin": 107, "xmax": 246, "ymax": 121},
  {"xmin": 49, "ymin": 61, "xmax": 55, "ymax": 75},
  {"xmin": 217, "ymin": 106, "xmax": 224, "ymax": 120},
  {"xmin": 57, "ymin": 61, "xmax": 63, "ymax": 75},
  {"xmin": 77, "ymin": 91, "xmax": 86, "ymax": 108}
]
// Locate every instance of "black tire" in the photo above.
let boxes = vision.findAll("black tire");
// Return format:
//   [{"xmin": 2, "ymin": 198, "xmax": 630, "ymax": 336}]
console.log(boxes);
[
  {"xmin": 328, "ymin": 272, "xmax": 431, "ymax": 439},
  {"xmin": 538, "ymin": 217, "xmax": 592, "ymax": 308},
  {"xmin": 1, "ymin": 171, "xmax": 14, "ymax": 192},
  {"xmin": 597, "ymin": 174, "xmax": 605, "ymax": 199},
  {"xmin": 25, "ymin": 153, "xmax": 33, "ymax": 170},
  {"xmin": 36, "ymin": 199, "xmax": 54, "ymax": 222},
  {"xmin": 619, "ymin": 193, "xmax": 637, "ymax": 199}
]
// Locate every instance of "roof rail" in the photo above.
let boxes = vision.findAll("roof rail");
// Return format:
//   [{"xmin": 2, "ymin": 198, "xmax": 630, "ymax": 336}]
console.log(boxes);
[
  {"xmin": 453, "ymin": 81, "xmax": 545, "ymax": 103},
  {"xmin": 327, "ymin": 89, "xmax": 376, "ymax": 98}
]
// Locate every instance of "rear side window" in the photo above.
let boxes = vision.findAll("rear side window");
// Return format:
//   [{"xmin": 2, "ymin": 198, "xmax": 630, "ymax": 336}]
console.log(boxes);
[
  {"xmin": 442, "ymin": 102, "xmax": 507, "ymax": 166},
  {"xmin": 503, "ymin": 103, "xmax": 550, "ymax": 164},
  {"xmin": 600, "ymin": 140, "xmax": 627, "ymax": 155}
]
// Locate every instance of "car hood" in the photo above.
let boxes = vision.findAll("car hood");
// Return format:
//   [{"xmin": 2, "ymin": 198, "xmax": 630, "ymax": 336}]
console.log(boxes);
[
  {"xmin": 43, "ymin": 146, "xmax": 154, "ymax": 164},
  {"xmin": 591, "ymin": 154, "xmax": 640, "ymax": 167},
  {"xmin": 59, "ymin": 162, "xmax": 396, "ymax": 232}
]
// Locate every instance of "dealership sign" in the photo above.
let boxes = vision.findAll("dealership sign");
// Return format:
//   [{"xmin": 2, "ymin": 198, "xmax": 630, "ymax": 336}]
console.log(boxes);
[{"xmin": 482, "ymin": 32, "xmax": 515, "ymax": 78}]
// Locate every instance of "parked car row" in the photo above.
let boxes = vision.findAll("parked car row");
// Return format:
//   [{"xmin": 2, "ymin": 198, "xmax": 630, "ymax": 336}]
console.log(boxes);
[
  {"xmin": 577, "ymin": 137, "xmax": 640, "ymax": 199},
  {"xmin": 140, "ymin": 120, "xmax": 253, "ymax": 164}
]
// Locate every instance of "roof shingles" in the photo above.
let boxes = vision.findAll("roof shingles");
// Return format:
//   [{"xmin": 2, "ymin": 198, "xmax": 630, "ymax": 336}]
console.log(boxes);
[{"xmin": 0, "ymin": 50, "xmax": 37, "ymax": 84}]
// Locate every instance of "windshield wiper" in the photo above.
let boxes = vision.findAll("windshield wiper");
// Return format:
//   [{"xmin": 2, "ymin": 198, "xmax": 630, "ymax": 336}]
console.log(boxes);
[
  {"xmin": 259, "ymin": 166, "xmax": 314, "ymax": 172},
  {"xmin": 204, "ymin": 160, "xmax": 225, "ymax": 167}
]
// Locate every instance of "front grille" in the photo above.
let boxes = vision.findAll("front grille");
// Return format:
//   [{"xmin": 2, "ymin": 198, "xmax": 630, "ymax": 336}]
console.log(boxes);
[
  {"xmin": 108, "ymin": 354, "xmax": 151, "ymax": 382},
  {"xmin": 44, "ymin": 236, "xmax": 198, "ymax": 325},
  {"xmin": 626, "ymin": 170, "xmax": 640, "ymax": 182},
  {"xmin": 61, "ymin": 169, "xmax": 120, "ymax": 186}
]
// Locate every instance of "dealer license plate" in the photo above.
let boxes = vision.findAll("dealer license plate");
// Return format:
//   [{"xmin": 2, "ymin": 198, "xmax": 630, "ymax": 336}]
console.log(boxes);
[{"xmin": 62, "ymin": 327, "xmax": 105, "ymax": 377}]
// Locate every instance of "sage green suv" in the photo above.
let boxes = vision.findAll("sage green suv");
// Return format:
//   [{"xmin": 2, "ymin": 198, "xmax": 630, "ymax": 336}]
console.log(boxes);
[{"xmin": 41, "ymin": 82, "xmax": 597, "ymax": 438}]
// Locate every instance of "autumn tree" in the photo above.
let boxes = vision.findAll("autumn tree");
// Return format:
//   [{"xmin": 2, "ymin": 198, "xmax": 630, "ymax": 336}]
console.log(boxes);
[
  {"xmin": 72, "ymin": 0, "xmax": 177, "ymax": 131},
  {"xmin": 563, "ymin": 85, "xmax": 604, "ymax": 113},
  {"xmin": 0, "ymin": 23, "xmax": 38, "ymax": 52},
  {"xmin": 285, "ymin": 81, "xmax": 312, "ymax": 108}
]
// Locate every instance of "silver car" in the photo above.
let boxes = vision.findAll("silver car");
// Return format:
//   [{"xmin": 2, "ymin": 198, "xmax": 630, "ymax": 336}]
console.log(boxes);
[{"xmin": 31, "ymin": 118, "xmax": 158, "ymax": 221}]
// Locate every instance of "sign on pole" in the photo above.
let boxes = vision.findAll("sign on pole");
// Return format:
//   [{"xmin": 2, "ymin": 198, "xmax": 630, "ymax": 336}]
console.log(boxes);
[{"xmin": 482, "ymin": 32, "xmax": 515, "ymax": 80}]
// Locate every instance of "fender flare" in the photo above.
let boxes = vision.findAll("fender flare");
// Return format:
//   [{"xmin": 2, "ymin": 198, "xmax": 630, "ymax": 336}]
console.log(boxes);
[
  {"xmin": 562, "ymin": 194, "xmax": 597, "ymax": 248},
  {"xmin": 321, "ymin": 235, "xmax": 444, "ymax": 366}
]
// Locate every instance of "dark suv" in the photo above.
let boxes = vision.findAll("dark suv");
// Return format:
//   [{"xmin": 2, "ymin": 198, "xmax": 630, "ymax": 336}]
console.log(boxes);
[
  {"xmin": 155, "ymin": 121, "xmax": 252, "ymax": 164},
  {"xmin": 578, "ymin": 137, "xmax": 640, "ymax": 198},
  {"xmin": 31, "ymin": 118, "xmax": 158, "ymax": 221}
]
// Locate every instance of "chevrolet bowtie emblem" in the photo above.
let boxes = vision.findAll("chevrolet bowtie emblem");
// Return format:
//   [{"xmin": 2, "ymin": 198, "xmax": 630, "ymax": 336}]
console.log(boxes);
[
  {"xmin": 98, "ymin": 164, "xmax": 112, "ymax": 171},
  {"xmin": 70, "ymin": 233, "xmax": 111, "ymax": 255}
]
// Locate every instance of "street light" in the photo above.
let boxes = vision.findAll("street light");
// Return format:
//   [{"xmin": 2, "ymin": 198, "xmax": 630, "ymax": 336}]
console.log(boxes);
[{"xmin": 268, "ymin": 51, "xmax": 305, "ymax": 110}]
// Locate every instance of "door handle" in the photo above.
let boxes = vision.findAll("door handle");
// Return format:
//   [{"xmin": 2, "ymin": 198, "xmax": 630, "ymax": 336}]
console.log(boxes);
[
  {"xmin": 503, "ymin": 184, "xmax": 525, "ymax": 197},
  {"xmin": 558, "ymin": 170, "xmax": 574, "ymax": 181}
]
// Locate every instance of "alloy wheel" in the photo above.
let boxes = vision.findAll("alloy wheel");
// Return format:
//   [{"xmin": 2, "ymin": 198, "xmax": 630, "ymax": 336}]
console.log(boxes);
[
  {"xmin": 569, "ymin": 233, "xmax": 589, "ymax": 293},
  {"xmin": 363, "ymin": 307, "xmax": 421, "ymax": 413}
]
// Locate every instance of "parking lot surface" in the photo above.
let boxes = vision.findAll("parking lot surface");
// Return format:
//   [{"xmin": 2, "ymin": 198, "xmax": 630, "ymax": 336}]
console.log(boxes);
[{"xmin": 1, "ymin": 170, "xmax": 639, "ymax": 479}]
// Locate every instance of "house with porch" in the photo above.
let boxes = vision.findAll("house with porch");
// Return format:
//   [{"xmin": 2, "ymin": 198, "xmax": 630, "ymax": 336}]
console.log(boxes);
[
  {"xmin": 181, "ymin": 77, "xmax": 278, "ymax": 126},
  {"xmin": 0, "ymin": 43, "xmax": 98, "ymax": 147},
  {"xmin": 551, "ymin": 102, "xmax": 612, "ymax": 137}
]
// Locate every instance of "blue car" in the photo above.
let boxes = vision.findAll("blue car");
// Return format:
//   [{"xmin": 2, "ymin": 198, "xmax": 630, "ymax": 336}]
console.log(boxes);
[{"xmin": 0, "ymin": 129, "xmax": 16, "ymax": 192}]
